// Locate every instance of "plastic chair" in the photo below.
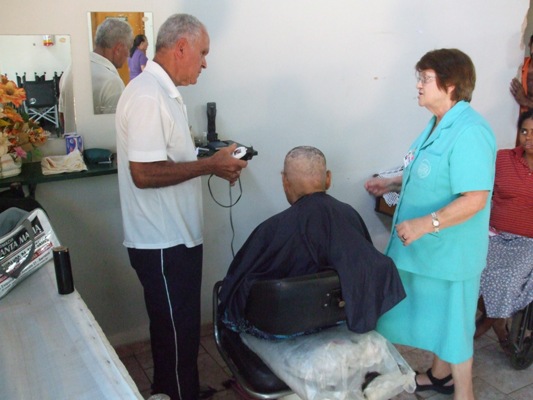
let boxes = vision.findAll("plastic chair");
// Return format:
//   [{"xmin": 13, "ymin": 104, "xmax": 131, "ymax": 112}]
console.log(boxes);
[
  {"xmin": 23, "ymin": 80, "xmax": 59, "ymax": 128},
  {"xmin": 212, "ymin": 270, "xmax": 346, "ymax": 399}
]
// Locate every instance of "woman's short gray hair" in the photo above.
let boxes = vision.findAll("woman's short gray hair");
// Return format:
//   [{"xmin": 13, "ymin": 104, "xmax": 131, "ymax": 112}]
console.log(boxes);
[
  {"xmin": 94, "ymin": 19, "xmax": 133, "ymax": 49},
  {"xmin": 156, "ymin": 14, "xmax": 205, "ymax": 51}
]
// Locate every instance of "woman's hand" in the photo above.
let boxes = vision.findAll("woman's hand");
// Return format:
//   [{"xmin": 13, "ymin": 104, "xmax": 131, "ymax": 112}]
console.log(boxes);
[
  {"xmin": 395, "ymin": 216, "xmax": 432, "ymax": 246},
  {"xmin": 510, "ymin": 78, "xmax": 533, "ymax": 108},
  {"xmin": 364, "ymin": 175, "xmax": 402, "ymax": 197}
]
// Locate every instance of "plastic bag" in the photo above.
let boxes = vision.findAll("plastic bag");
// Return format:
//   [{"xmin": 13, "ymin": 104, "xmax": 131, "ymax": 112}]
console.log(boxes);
[{"xmin": 241, "ymin": 324, "xmax": 415, "ymax": 400}]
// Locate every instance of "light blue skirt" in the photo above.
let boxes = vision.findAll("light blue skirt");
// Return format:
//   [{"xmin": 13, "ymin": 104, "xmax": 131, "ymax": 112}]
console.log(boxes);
[{"xmin": 376, "ymin": 269, "xmax": 480, "ymax": 364}]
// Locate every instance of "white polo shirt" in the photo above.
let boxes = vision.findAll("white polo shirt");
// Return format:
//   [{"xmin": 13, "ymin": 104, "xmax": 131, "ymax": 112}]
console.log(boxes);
[
  {"xmin": 115, "ymin": 60, "xmax": 203, "ymax": 249},
  {"xmin": 90, "ymin": 52, "xmax": 125, "ymax": 114}
]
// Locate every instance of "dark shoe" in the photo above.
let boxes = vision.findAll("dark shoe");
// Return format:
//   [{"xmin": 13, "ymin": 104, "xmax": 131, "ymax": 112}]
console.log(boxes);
[
  {"xmin": 499, "ymin": 337, "xmax": 513, "ymax": 355},
  {"xmin": 415, "ymin": 368, "xmax": 455, "ymax": 395},
  {"xmin": 199, "ymin": 384, "xmax": 217, "ymax": 399}
]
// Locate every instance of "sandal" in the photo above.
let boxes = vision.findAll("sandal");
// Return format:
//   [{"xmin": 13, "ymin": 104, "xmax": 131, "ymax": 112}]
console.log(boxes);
[{"xmin": 415, "ymin": 368, "xmax": 455, "ymax": 395}]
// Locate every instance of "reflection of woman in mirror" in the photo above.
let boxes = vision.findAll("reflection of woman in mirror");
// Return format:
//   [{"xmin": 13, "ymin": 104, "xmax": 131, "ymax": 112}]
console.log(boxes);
[{"xmin": 128, "ymin": 34, "xmax": 148, "ymax": 81}]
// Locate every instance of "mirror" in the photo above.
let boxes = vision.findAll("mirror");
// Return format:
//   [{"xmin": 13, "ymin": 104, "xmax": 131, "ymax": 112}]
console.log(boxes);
[
  {"xmin": 0, "ymin": 34, "xmax": 71, "ymax": 136},
  {"xmin": 87, "ymin": 12, "xmax": 154, "ymax": 115}
]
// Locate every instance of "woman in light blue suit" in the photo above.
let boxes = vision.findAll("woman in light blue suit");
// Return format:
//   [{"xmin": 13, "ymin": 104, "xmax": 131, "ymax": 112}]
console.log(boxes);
[{"xmin": 365, "ymin": 48, "xmax": 496, "ymax": 400}]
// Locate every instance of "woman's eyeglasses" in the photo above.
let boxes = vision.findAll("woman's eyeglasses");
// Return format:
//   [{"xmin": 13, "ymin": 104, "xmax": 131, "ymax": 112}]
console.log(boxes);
[{"xmin": 416, "ymin": 74, "xmax": 436, "ymax": 85}]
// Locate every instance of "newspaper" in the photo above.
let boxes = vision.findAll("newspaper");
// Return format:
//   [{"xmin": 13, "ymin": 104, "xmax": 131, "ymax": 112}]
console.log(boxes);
[{"xmin": 0, "ymin": 208, "xmax": 60, "ymax": 299}]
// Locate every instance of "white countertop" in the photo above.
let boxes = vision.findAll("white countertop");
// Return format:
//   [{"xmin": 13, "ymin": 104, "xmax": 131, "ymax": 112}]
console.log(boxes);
[{"xmin": 0, "ymin": 261, "xmax": 142, "ymax": 399}]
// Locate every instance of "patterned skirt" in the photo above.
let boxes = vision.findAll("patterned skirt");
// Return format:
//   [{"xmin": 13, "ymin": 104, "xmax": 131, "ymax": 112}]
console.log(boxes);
[{"xmin": 480, "ymin": 232, "xmax": 533, "ymax": 318}]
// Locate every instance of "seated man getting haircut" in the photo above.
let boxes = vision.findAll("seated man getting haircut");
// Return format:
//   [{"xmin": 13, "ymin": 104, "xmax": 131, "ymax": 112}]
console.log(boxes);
[{"xmin": 219, "ymin": 146, "xmax": 405, "ymax": 336}]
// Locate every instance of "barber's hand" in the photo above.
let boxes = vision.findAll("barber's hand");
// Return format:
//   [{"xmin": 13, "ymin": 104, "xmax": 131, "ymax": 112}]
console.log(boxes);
[
  {"xmin": 395, "ymin": 216, "xmax": 431, "ymax": 246},
  {"xmin": 364, "ymin": 177, "xmax": 391, "ymax": 197},
  {"xmin": 210, "ymin": 144, "xmax": 248, "ymax": 185}
]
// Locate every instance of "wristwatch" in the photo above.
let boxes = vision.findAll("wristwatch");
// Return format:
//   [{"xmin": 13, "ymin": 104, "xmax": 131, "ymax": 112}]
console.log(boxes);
[{"xmin": 431, "ymin": 212, "xmax": 440, "ymax": 233}]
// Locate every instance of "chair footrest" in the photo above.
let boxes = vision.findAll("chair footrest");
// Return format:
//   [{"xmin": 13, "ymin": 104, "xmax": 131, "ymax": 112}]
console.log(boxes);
[{"xmin": 219, "ymin": 323, "xmax": 290, "ymax": 394}]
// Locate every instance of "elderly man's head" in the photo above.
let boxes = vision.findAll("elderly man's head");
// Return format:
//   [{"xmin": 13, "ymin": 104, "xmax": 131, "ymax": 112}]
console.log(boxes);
[
  {"xmin": 94, "ymin": 19, "xmax": 134, "ymax": 69},
  {"xmin": 282, "ymin": 146, "xmax": 331, "ymax": 205},
  {"xmin": 154, "ymin": 14, "xmax": 210, "ymax": 86}
]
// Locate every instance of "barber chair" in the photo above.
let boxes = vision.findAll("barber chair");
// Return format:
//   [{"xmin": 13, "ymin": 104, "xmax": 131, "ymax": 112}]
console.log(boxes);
[
  {"xmin": 23, "ymin": 79, "xmax": 59, "ymax": 128},
  {"xmin": 213, "ymin": 270, "xmax": 346, "ymax": 399}
]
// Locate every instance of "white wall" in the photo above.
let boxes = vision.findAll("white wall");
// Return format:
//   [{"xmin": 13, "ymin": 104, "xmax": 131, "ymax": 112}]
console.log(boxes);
[
  {"xmin": 0, "ymin": 0, "xmax": 528, "ymax": 345},
  {"xmin": 0, "ymin": 35, "xmax": 71, "ymax": 80},
  {"xmin": 181, "ymin": 0, "xmax": 529, "ymax": 321}
]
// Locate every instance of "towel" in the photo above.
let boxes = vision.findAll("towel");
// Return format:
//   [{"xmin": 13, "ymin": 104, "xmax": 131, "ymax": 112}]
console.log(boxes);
[
  {"xmin": 0, "ymin": 154, "xmax": 22, "ymax": 178},
  {"xmin": 41, "ymin": 150, "xmax": 88, "ymax": 175}
]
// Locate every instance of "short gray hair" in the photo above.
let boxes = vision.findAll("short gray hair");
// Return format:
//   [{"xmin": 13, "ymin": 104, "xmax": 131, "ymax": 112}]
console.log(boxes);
[
  {"xmin": 156, "ymin": 14, "xmax": 205, "ymax": 51},
  {"xmin": 95, "ymin": 18, "xmax": 133, "ymax": 48},
  {"xmin": 283, "ymin": 146, "xmax": 327, "ymax": 183}
]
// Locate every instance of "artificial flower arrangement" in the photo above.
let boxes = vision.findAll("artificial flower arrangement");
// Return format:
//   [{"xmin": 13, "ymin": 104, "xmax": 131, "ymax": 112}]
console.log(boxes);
[{"xmin": 0, "ymin": 74, "xmax": 48, "ymax": 176}]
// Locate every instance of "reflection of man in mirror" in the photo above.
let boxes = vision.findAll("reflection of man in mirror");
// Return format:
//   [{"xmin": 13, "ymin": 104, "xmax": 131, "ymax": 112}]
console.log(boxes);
[{"xmin": 91, "ymin": 18, "xmax": 133, "ymax": 114}]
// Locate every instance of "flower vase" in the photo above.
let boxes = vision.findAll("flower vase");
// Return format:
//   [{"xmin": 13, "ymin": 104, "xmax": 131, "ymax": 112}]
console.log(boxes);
[{"xmin": 0, "ymin": 153, "xmax": 22, "ymax": 178}]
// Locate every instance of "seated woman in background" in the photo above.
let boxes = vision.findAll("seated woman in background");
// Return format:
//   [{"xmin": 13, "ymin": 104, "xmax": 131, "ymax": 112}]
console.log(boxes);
[
  {"xmin": 476, "ymin": 109, "xmax": 533, "ymax": 346},
  {"xmin": 128, "ymin": 34, "xmax": 148, "ymax": 81}
]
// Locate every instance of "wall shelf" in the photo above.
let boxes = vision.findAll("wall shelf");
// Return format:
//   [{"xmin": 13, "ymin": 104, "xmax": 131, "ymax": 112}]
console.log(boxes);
[
  {"xmin": 0, "ymin": 160, "xmax": 117, "ymax": 198},
  {"xmin": 374, "ymin": 196, "xmax": 396, "ymax": 217}
]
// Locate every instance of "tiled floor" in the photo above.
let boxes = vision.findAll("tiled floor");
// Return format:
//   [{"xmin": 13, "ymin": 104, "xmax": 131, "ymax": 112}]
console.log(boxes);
[{"xmin": 115, "ymin": 324, "xmax": 533, "ymax": 400}]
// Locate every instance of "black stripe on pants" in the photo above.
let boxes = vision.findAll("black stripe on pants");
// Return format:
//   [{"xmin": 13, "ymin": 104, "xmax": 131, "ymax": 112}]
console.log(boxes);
[{"xmin": 128, "ymin": 244, "xmax": 202, "ymax": 400}]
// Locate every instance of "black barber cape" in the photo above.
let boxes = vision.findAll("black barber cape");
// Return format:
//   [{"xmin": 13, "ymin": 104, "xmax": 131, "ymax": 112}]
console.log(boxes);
[{"xmin": 219, "ymin": 192, "xmax": 406, "ymax": 335}]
